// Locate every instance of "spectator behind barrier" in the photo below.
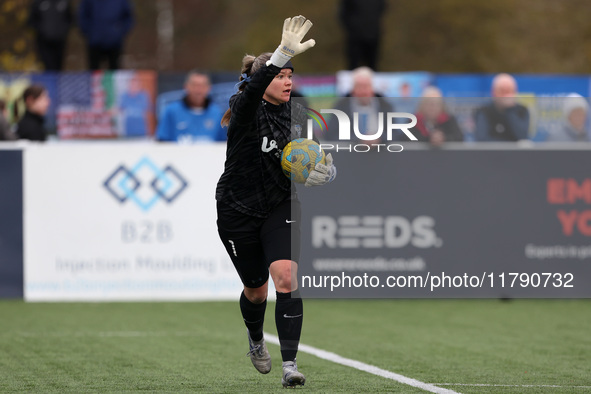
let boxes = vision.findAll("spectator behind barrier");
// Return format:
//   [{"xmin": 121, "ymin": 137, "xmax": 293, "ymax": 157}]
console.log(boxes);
[
  {"xmin": 329, "ymin": 67, "xmax": 393, "ymax": 144},
  {"xmin": 411, "ymin": 86, "xmax": 464, "ymax": 146},
  {"xmin": 0, "ymin": 100, "xmax": 16, "ymax": 141},
  {"xmin": 339, "ymin": 0, "xmax": 386, "ymax": 70},
  {"xmin": 16, "ymin": 85, "xmax": 51, "ymax": 142},
  {"xmin": 28, "ymin": 0, "xmax": 74, "ymax": 71},
  {"xmin": 546, "ymin": 94, "xmax": 589, "ymax": 142},
  {"xmin": 156, "ymin": 70, "xmax": 226, "ymax": 143},
  {"xmin": 78, "ymin": 0, "xmax": 134, "ymax": 70},
  {"xmin": 474, "ymin": 73, "xmax": 530, "ymax": 142}
]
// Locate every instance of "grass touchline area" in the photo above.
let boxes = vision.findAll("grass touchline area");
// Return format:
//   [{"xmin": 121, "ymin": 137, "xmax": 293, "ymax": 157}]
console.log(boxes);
[{"xmin": 0, "ymin": 299, "xmax": 589, "ymax": 393}]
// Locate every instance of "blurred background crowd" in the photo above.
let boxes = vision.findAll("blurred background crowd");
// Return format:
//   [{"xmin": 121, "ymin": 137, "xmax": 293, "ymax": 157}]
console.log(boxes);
[{"xmin": 1, "ymin": 0, "xmax": 591, "ymax": 144}]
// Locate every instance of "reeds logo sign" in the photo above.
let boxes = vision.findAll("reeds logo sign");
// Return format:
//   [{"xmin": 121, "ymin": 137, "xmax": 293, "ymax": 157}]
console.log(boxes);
[
  {"xmin": 306, "ymin": 108, "xmax": 418, "ymax": 152},
  {"xmin": 312, "ymin": 215, "xmax": 443, "ymax": 249}
]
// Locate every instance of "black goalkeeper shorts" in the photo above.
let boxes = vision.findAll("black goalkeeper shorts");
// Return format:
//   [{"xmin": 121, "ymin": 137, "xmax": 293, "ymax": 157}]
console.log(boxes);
[{"xmin": 217, "ymin": 199, "xmax": 301, "ymax": 289}]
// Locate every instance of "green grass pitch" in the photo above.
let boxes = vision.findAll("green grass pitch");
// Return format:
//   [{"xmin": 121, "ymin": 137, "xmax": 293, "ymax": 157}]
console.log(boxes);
[{"xmin": 1, "ymin": 299, "xmax": 590, "ymax": 393}]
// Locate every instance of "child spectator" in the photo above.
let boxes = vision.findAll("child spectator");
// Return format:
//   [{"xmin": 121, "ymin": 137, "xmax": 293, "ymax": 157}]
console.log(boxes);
[
  {"xmin": 474, "ymin": 73, "xmax": 530, "ymax": 142},
  {"xmin": 16, "ymin": 85, "xmax": 51, "ymax": 142}
]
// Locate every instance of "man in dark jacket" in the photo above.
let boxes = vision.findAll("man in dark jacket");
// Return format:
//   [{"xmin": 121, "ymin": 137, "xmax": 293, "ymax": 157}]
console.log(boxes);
[
  {"xmin": 474, "ymin": 73, "xmax": 530, "ymax": 142},
  {"xmin": 339, "ymin": 0, "xmax": 386, "ymax": 70},
  {"xmin": 78, "ymin": 0, "xmax": 134, "ymax": 70},
  {"xmin": 28, "ymin": 0, "xmax": 74, "ymax": 71},
  {"xmin": 328, "ymin": 67, "xmax": 394, "ymax": 144}
]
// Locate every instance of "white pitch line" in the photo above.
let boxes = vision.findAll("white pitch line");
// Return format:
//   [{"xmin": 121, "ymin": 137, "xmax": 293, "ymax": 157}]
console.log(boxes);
[
  {"xmin": 11, "ymin": 331, "xmax": 589, "ymax": 391},
  {"xmin": 434, "ymin": 383, "xmax": 591, "ymax": 389},
  {"xmin": 264, "ymin": 332, "xmax": 460, "ymax": 394}
]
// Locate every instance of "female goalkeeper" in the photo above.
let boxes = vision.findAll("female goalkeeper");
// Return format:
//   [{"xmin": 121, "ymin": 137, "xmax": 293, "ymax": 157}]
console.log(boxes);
[{"xmin": 215, "ymin": 15, "xmax": 336, "ymax": 388}]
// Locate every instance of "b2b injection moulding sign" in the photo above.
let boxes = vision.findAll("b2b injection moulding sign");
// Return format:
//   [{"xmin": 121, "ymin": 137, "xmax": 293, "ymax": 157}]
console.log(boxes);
[{"xmin": 23, "ymin": 143, "xmax": 244, "ymax": 301}]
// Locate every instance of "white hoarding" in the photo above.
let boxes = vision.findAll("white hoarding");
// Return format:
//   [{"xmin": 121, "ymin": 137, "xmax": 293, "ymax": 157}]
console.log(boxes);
[{"xmin": 24, "ymin": 143, "xmax": 246, "ymax": 301}]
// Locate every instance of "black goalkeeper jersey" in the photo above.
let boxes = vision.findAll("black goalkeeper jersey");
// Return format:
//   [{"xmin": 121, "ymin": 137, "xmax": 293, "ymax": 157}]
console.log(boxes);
[{"xmin": 216, "ymin": 64, "xmax": 307, "ymax": 218}]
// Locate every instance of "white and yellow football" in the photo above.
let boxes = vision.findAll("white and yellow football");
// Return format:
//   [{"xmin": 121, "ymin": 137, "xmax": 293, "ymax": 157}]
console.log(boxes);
[{"xmin": 281, "ymin": 138, "xmax": 326, "ymax": 184}]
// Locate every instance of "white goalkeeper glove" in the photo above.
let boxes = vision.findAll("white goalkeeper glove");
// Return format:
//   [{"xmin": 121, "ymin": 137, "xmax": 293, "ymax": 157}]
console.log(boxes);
[
  {"xmin": 305, "ymin": 153, "xmax": 337, "ymax": 187},
  {"xmin": 268, "ymin": 15, "xmax": 316, "ymax": 68}
]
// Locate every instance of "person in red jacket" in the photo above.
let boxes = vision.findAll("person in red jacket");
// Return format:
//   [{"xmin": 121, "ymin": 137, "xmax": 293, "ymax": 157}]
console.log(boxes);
[{"xmin": 412, "ymin": 86, "xmax": 464, "ymax": 146}]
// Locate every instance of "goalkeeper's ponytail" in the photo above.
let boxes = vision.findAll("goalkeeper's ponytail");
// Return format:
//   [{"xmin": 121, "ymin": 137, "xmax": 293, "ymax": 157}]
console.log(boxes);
[{"xmin": 221, "ymin": 53, "xmax": 272, "ymax": 127}]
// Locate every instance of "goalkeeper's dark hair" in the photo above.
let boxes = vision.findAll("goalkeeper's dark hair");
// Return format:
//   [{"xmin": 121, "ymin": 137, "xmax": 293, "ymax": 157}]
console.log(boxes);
[{"xmin": 221, "ymin": 52, "xmax": 272, "ymax": 127}]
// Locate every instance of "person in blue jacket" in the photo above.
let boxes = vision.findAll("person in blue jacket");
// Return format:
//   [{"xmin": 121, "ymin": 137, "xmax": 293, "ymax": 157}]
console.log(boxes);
[
  {"xmin": 119, "ymin": 75, "xmax": 151, "ymax": 137},
  {"xmin": 157, "ymin": 71, "xmax": 226, "ymax": 143},
  {"xmin": 78, "ymin": 0, "xmax": 134, "ymax": 70}
]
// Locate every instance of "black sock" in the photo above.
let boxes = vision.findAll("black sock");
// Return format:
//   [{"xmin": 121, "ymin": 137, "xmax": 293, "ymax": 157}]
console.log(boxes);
[
  {"xmin": 240, "ymin": 291, "xmax": 266, "ymax": 342},
  {"xmin": 275, "ymin": 290, "xmax": 303, "ymax": 362}
]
